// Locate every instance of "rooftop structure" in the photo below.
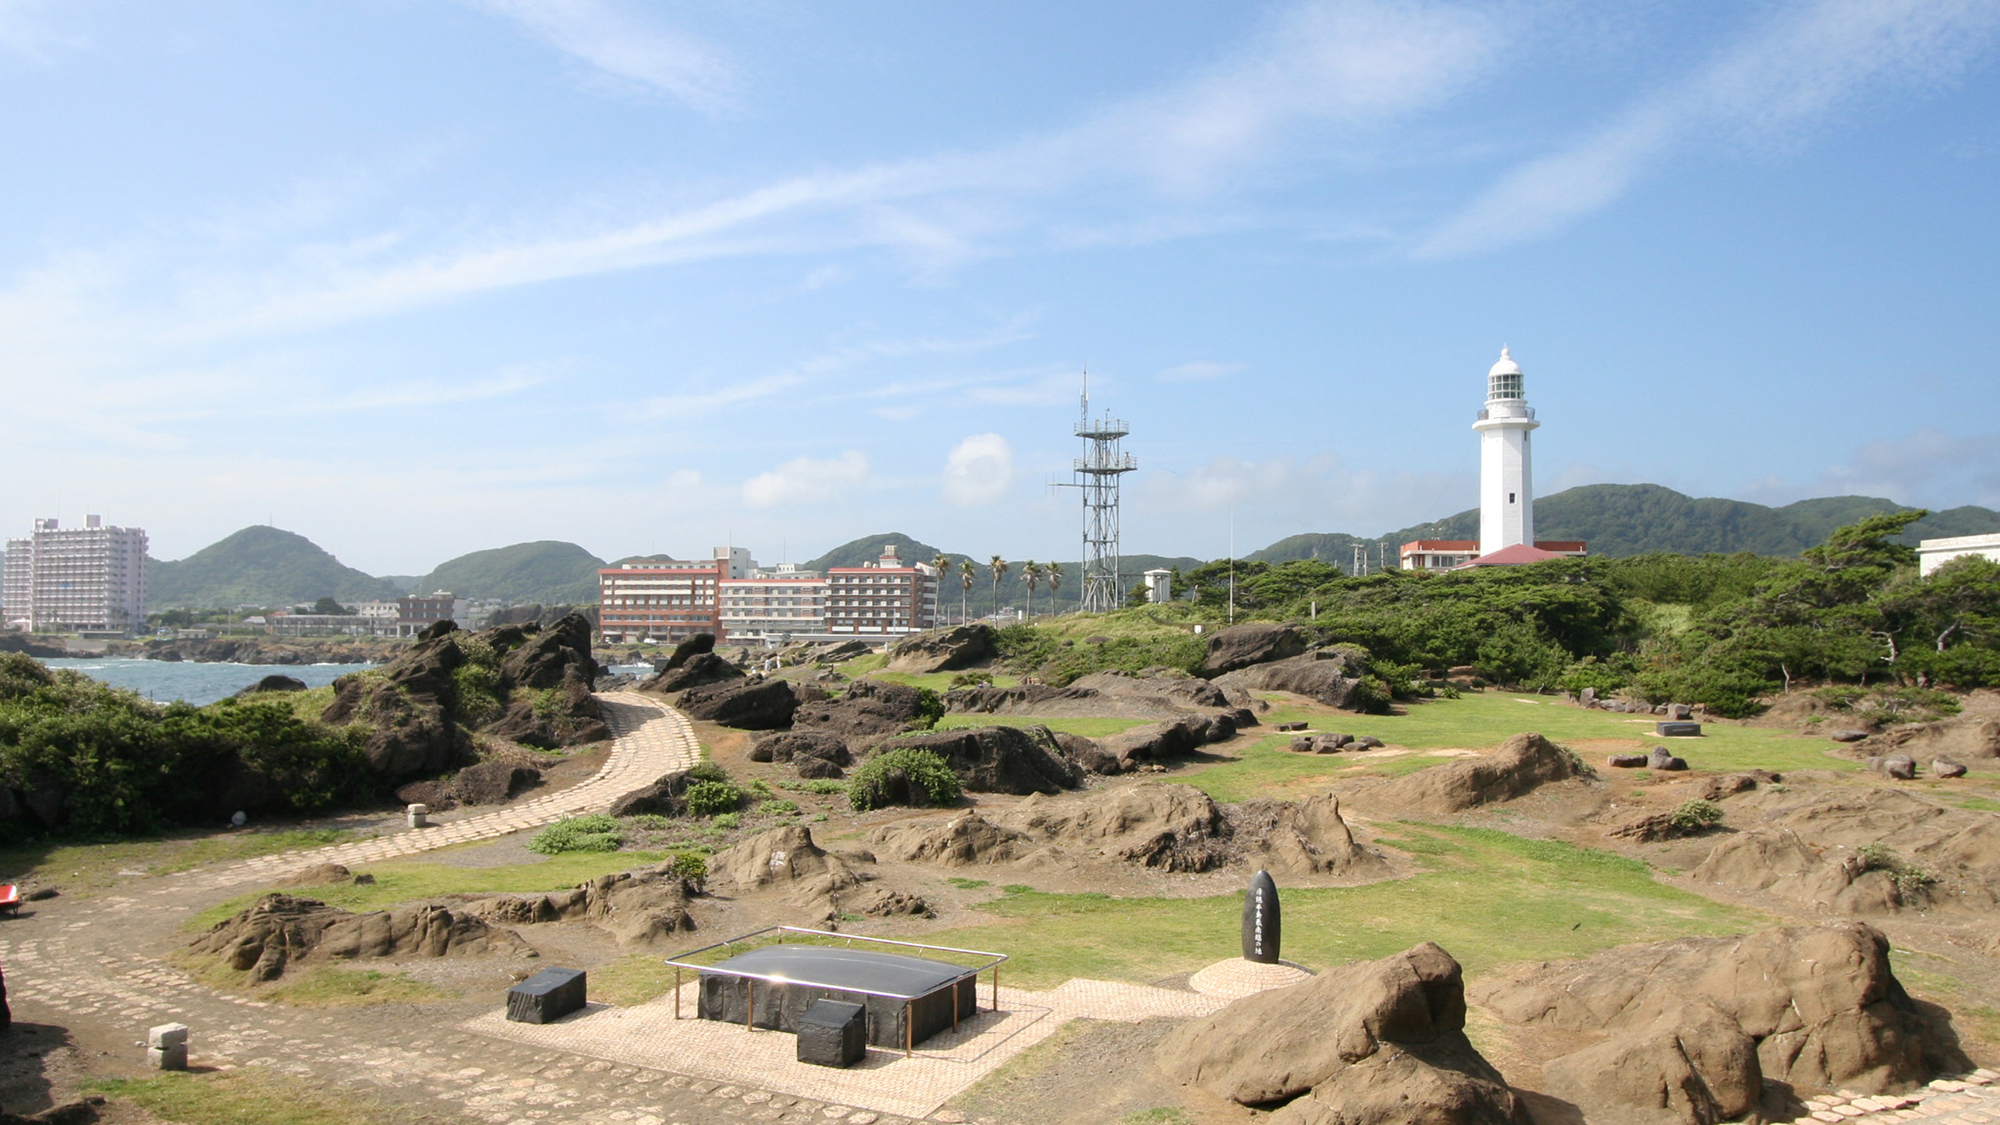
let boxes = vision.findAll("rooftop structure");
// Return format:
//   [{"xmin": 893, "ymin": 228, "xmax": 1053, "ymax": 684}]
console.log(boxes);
[{"xmin": 1918, "ymin": 533, "xmax": 2000, "ymax": 577}]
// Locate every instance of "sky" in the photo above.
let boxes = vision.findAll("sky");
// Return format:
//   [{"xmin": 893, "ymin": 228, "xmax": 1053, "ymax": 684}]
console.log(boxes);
[{"xmin": 1, "ymin": 0, "xmax": 1997, "ymax": 575}]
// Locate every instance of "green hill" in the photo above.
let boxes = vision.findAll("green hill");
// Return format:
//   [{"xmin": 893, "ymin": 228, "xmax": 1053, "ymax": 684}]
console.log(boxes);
[
  {"xmin": 1251, "ymin": 484, "xmax": 2000, "ymax": 564},
  {"xmin": 414, "ymin": 541, "xmax": 606, "ymax": 604},
  {"xmin": 147, "ymin": 526, "xmax": 405, "ymax": 610}
]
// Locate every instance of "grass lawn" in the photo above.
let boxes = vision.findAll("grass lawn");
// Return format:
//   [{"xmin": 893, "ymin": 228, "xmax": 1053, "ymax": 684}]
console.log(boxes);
[
  {"xmin": 0, "ymin": 827, "xmax": 357, "ymax": 894},
  {"xmin": 915, "ymin": 823, "xmax": 1765, "ymax": 990},
  {"xmin": 91, "ymin": 1068, "xmax": 389, "ymax": 1125},
  {"xmin": 933, "ymin": 714, "xmax": 1149, "ymax": 738},
  {"xmin": 188, "ymin": 849, "xmax": 675, "ymax": 930},
  {"xmin": 1184, "ymin": 690, "xmax": 1857, "ymax": 803}
]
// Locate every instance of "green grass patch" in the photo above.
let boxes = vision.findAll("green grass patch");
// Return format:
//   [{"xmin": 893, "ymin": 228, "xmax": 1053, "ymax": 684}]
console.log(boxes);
[
  {"xmin": 919, "ymin": 823, "xmax": 1762, "ymax": 989},
  {"xmin": 262, "ymin": 966, "xmax": 454, "ymax": 1007},
  {"xmin": 1952, "ymin": 795, "xmax": 2000, "ymax": 813},
  {"xmin": 593, "ymin": 951, "xmax": 687, "ymax": 1007},
  {"xmin": 90, "ymin": 1068, "xmax": 386, "ymax": 1125},
  {"xmin": 188, "ymin": 850, "xmax": 672, "ymax": 930},
  {"xmin": 947, "ymin": 877, "xmax": 991, "ymax": 889},
  {"xmin": 0, "ymin": 827, "xmax": 356, "ymax": 893},
  {"xmin": 282, "ymin": 684, "xmax": 339, "ymax": 724},
  {"xmin": 932, "ymin": 714, "xmax": 1149, "ymax": 738}
]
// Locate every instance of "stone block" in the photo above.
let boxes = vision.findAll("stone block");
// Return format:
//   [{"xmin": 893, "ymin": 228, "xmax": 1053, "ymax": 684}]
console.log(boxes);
[
  {"xmin": 796, "ymin": 999, "xmax": 867, "ymax": 1068},
  {"xmin": 407, "ymin": 803, "xmax": 429, "ymax": 828},
  {"xmin": 1655, "ymin": 721, "xmax": 1702, "ymax": 738},
  {"xmin": 147, "ymin": 1023, "xmax": 189, "ymax": 1049},
  {"xmin": 506, "ymin": 967, "xmax": 586, "ymax": 1024},
  {"xmin": 147, "ymin": 1025, "xmax": 189, "ymax": 1071}
]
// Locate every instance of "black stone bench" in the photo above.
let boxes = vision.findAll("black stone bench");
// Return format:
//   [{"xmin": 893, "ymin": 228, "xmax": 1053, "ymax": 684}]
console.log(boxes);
[
  {"xmin": 1655, "ymin": 721, "xmax": 1703, "ymax": 738},
  {"xmin": 507, "ymin": 967, "xmax": 586, "ymax": 1024},
  {"xmin": 797, "ymin": 999, "xmax": 866, "ymax": 1068}
]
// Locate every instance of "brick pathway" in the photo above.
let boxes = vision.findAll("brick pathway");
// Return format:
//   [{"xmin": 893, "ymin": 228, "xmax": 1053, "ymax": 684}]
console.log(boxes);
[{"xmin": 175, "ymin": 691, "xmax": 700, "ymax": 894}]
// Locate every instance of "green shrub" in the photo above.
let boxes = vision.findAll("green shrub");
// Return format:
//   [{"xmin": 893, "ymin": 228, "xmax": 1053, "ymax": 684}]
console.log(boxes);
[
  {"xmin": 909, "ymin": 687, "xmax": 946, "ymax": 730},
  {"xmin": 948, "ymin": 671, "xmax": 992, "ymax": 689},
  {"xmin": 664, "ymin": 851, "xmax": 707, "ymax": 885},
  {"xmin": 776, "ymin": 778, "xmax": 848, "ymax": 795},
  {"xmin": 1855, "ymin": 843, "xmax": 1938, "ymax": 891},
  {"xmin": 686, "ymin": 760, "xmax": 731, "ymax": 785},
  {"xmin": 529, "ymin": 814, "xmax": 624, "ymax": 855},
  {"xmin": 848, "ymin": 747, "xmax": 963, "ymax": 812},
  {"xmin": 1668, "ymin": 799, "xmax": 1724, "ymax": 831},
  {"xmin": 711, "ymin": 812, "xmax": 741, "ymax": 830},
  {"xmin": 755, "ymin": 798, "xmax": 799, "ymax": 816},
  {"xmin": 684, "ymin": 780, "xmax": 743, "ymax": 817},
  {"xmin": 624, "ymin": 813, "xmax": 674, "ymax": 830}
]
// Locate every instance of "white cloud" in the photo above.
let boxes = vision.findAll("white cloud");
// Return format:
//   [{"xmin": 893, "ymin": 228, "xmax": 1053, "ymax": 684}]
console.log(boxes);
[
  {"xmin": 1158, "ymin": 360, "xmax": 1245, "ymax": 383},
  {"xmin": 1418, "ymin": 0, "xmax": 2000, "ymax": 258},
  {"xmin": 1739, "ymin": 427, "xmax": 2000, "ymax": 510},
  {"xmin": 942, "ymin": 434, "xmax": 1014, "ymax": 506},
  {"xmin": 741, "ymin": 451, "xmax": 868, "ymax": 509},
  {"xmin": 464, "ymin": 0, "xmax": 738, "ymax": 113}
]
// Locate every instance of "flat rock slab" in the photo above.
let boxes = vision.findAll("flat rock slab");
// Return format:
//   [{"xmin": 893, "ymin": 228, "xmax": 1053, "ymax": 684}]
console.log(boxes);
[
  {"xmin": 508, "ymin": 967, "xmax": 587, "ymax": 1024},
  {"xmin": 1656, "ymin": 722, "xmax": 1703, "ymax": 738}
]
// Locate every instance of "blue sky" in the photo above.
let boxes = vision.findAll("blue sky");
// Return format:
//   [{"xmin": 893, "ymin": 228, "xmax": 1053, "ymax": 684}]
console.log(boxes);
[{"xmin": 2, "ymin": 0, "xmax": 1996, "ymax": 574}]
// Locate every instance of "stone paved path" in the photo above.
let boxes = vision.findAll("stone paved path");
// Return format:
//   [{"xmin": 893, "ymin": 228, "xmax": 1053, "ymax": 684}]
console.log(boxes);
[{"xmin": 176, "ymin": 691, "xmax": 700, "ymax": 894}]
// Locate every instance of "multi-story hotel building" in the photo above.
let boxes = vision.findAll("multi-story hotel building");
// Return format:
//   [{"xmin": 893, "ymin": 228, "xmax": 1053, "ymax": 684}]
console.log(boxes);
[
  {"xmin": 824, "ymin": 545, "xmax": 939, "ymax": 636},
  {"xmin": 719, "ymin": 565, "xmax": 827, "ymax": 646},
  {"xmin": 2, "ymin": 515, "xmax": 150, "ymax": 636},
  {"xmin": 598, "ymin": 548, "xmax": 752, "ymax": 645}
]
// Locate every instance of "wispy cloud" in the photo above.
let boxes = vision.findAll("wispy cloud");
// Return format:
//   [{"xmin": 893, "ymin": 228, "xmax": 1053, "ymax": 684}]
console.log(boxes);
[
  {"xmin": 1158, "ymin": 360, "xmax": 1245, "ymax": 383},
  {"xmin": 742, "ymin": 451, "xmax": 869, "ymax": 509},
  {"xmin": 463, "ymin": 0, "xmax": 738, "ymax": 113},
  {"xmin": 1740, "ymin": 427, "xmax": 2000, "ymax": 510},
  {"xmin": 1417, "ymin": 0, "xmax": 2000, "ymax": 258}
]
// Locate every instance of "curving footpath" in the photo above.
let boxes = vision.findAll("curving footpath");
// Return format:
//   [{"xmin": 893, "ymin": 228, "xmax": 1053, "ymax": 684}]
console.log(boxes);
[{"xmin": 176, "ymin": 691, "xmax": 700, "ymax": 894}]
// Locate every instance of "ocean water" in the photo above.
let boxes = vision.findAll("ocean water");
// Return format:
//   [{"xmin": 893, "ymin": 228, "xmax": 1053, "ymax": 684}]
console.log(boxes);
[{"xmin": 41, "ymin": 657, "xmax": 376, "ymax": 706}]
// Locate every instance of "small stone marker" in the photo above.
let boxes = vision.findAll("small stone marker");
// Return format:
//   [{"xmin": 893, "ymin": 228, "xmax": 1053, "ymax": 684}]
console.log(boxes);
[
  {"xmin": 796, "ymin": 999, "xmax": 867, "ymax": 1068},
  {"xmin": 507, "ymin": 967, "xmax": 586, "ymax": 1024},
  {"xmin": 1242, "ymin": 870, "xmax": 1280, "ymax": 965},
  {"xmin": 148, "ymin": 1023, "xmax": 189, "ymax": 1071},
  {"xmin": 406, "ymin": 803, "xmax": 429, "ymax": 829},
  {"xmin": 1606, "ymin": 753, "xmax": 1648, "ymax": 768},
  {"xmin": 1655, "ymin": 721, "xmax": 1702, "ymax": 738}
]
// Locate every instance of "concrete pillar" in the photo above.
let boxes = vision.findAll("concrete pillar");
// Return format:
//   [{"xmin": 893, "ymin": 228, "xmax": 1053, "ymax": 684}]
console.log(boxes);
[
  {"xmin": 406, "ymin": 803, "xmax": 429, "ymax": 828},
  {"xmin": 148, "ymin": 1023, "xmax": 188, "ymax": 1070}
]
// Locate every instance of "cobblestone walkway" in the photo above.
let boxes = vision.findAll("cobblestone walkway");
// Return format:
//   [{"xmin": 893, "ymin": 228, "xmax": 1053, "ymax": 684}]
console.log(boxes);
[{"xmin": 174, "ymin": 691, "xmax": 699, "ymax": 894}]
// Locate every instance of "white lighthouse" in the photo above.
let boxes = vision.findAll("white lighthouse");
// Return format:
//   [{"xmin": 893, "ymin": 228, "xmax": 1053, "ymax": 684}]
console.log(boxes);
[{"xmin": 1473, "ymin": 347, "xmax": 1537, "ymax": 557}]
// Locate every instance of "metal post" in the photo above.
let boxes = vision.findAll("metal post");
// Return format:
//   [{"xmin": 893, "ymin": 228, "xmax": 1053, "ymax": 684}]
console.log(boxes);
[
  {"xmin": 905, "ymin": 1012, "xmax": 913, "ymax": 1058},
  {"xmin": 952, "ymin": 980, "xmax": 959, "ymax": 1033},
  {"xmin": 675, "ymin": 966, "xmax": 682, "ymax": 1020},
  {"xmin": 992, "ymin": 965, "xmax": 999, "ymax": 1013},
  {"xmin": 746, "ymin": 979, "xmax": 755, "ymax": 1031}
]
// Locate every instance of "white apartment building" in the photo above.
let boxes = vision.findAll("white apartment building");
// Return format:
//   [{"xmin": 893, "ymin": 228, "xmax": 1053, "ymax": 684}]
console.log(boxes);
[
  {"xmin": 2, "ymin": 515, "xmax": 150, "ymax": 636},
  {"xmin": 824, "ymin": 544, "xmax": 940, "ymax": 636},
  {"xmin": 719, "ymin": 565, "xmax": 827, "ymax": 646}
]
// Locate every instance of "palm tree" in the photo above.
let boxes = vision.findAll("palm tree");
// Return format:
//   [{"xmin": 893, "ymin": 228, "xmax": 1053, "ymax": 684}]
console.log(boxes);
[
  {"xmin": 958, "ymin": 560, "xmax": 976, "ymax": 625},
  {"xmin": 1022, "ymin": 561, "xmax": 1043, "ymax": 619},
  {"xmin": 929, "ymin": 553, "xmax": 952, "ymax": 626},
  {"xmin": 1045, "ymin": 561, "xmax": 1063, "ymax": 615},
  {"xmin": 989, "ymin": 555, "xmax": 1010, "ymax": 620}
]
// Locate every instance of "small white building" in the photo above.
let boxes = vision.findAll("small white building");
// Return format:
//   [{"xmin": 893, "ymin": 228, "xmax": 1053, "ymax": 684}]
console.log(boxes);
[
  {"xmin": 1918, "ymin": 533, "xmax": 2000, "ymax": 577},
  {"xmin": 1142, "ymin": 568, "xmax": 1173, "ymax": 604}
]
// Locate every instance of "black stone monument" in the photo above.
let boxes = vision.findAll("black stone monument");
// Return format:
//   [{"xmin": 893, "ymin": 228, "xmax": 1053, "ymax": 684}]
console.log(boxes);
[
  {"xmin": 796, "ymin": 999, "xmax": 868, "ymax": 1068},
  {"xmin": 507, "ymin": 967, "xmax": 586, "ymax": 1024},
  {"xmin": 1241, "ymin": 869, "xmax": 1280, "ymax": 964}
]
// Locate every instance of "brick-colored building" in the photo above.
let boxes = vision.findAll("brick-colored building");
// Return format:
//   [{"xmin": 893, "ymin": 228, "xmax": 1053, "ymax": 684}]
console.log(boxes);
[
  {"xmin": 1398, "ymin": 539, "xmax": 1588, "ymax": 571},
  {"xmin": 598, "ymin": 548, "xmax": 753, "ymax": 645},
  {"xmin": 824, "ymin": 544, "xmax": 939, "ymax": 636}
]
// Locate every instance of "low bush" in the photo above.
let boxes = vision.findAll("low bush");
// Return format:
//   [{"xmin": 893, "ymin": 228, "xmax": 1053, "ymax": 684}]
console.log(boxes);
[
  {"xmin": 711, "ymin": 812, "xmax": 740, "ymax": 830},
  {"xmin": 664, "ymin": 850, "xmax": 708, "ymax": 886},
  {"xmin": 684, "ymin": 780, "xmax": 743, "ymax": 817},
  {"xmin": 529, "ymin": 814, "xmax": 624, "ymax": 855},
  {"xmin": 1668, "ymin": 798, "xmax": 1724, "ymax": 832},
  {"xmin": 848, "ymin": 747, "xmax": 963, "ymax": 812},
  {"xmin": 754, "ymin": 798, "xmax": 799, "ymax": 816}
]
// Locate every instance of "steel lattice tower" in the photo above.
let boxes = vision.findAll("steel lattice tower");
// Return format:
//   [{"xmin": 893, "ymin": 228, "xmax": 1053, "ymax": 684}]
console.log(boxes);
[{"xmin": 1067, "ymin": 381, "xmax": 1136, "ymax": 614}]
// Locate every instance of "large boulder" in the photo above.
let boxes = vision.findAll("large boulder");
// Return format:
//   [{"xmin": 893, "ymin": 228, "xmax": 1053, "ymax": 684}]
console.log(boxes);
[
  {"xmin": 662, "ymin": 633, "xmax": 716, "ymax": 671},
  {"xmin": 499, "ymin": 613, "xmax": 599, "ymax": 690},
  {"xmin": 187, "ymin": 893, "xmax": 532, "ymax": 982},
  {"xmin": 1006, "ymin": 783, "xmax": 1231, "ymax": 872},
  {"xmin": 484, "ymin": 666, "xmax": 609, "ymax": 748},
  {"xmin": 1362, "ymin": 733, "xmax": 1592, "ymax": 815},
  {"xmin": 871, "ymin": 725, "xmax": 1083, "ymax": 795},
  {"xmin": 1214, "ymin": 651, "xmax": 1373, "ymax": 711},
  {"xmin": 676, "ymin": 677, "xmax": 798, "ymax": 729},
  {"xmin": 792, "ymin": 678, "xmax": 931, "ymax": 742},
  {"xmin": 1085, "ymin": 716, "xmax": 1210, "ymax": 774},
  {"xmin": 605, "ymin": 768, "xmax": 696, "ymax": 817},
  {"xmin": 707, "ymin": 825, "xmax": 928, "ymax": 923},
  {"xmin": 1198, "ymin": 622, "xmax": 1310, "ymax": 678},
  {"xmin": 1231, "ymin": 794, "xmax": 1393, "ymax": 877},
  {"xmin": 749, "ymin": 731, "xmax": 851, "ymax": 767},
  {"xmin": 1158, "ymin": 941, "xmax": 1527, "ymax": 1124},
  {"xmin": 461, "ymin": 858, "xmax": 699, "ymax": 947},
  {"xmin": 234, "ymin": 674, "xmax": 308, "ymax": 697},
  {"xmin": 322, "ymin": 629, "xmax": 474, "ymax": 780},
  {"xmin": 884, "ymin": 623, "xmax": 997, "ymax": 673},
  {"xmin": 868, "ymin": 810, "xmax": 1032, "ymax": 867},
  {"xmin": 640, "ymin": 652, "xmax": 743, "ymax": 694},
  {"xmin": 1480, "ymin": 923, "xmax": 1961, "ymax": 1115},
  {"xmin": 450, "ymin": 761, "xmax": 542, "ymax": 805}
]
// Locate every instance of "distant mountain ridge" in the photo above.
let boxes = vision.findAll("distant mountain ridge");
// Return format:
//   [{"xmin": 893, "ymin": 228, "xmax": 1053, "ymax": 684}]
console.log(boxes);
[
  {"xmin": 1251, "ymin": 484, "xmax": 2000, "ymax": 564},
  {"xmin": 414, "ymin": 541, "xmax": 606, "ymax": 604},
  {"xmin": 147, "ymin": 526, "xmax": 404, "ymax": 610}
]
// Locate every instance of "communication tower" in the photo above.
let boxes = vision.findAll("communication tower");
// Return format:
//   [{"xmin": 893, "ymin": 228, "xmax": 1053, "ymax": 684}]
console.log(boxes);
[{"xmin": 1059, "ymin": 378, "xmax": 1137, "ymax": 614}]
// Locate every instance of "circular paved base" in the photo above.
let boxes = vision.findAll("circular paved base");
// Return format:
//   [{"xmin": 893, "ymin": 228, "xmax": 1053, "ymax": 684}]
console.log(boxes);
[{"xmin": 1188, "ymin": 957, "xmax": 1314, "ymax": 999}]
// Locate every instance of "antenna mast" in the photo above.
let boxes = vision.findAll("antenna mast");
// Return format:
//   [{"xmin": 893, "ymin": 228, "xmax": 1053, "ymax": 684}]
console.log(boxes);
[{"xmin": 1057, "ymin": 373, "xmax": 1137, "ymax": 614}]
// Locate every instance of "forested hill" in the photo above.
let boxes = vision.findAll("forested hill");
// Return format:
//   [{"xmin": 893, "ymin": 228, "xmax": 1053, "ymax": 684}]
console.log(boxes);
[
  {"xmin": 147, "ymin": 526, "xmax": 404, "ymax": 610},
  {"xmin": 1252, "ymin": 484, "xmax": 2000, "ymax": 563},
  {"xmin": 414, "ymin": 541, "xmax": 606, "ymax": 604}
]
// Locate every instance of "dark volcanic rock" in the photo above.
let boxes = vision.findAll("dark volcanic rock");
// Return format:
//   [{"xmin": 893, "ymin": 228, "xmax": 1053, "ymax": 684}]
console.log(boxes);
[
  {"xmin": 1197, "ymin": 622, "xmax": 1310, "ymax": 678},
  {"xmin": 676, "ymin": 677, "xmax": 798, "ymax": 729},
  {"xmin": 884, "ymin": 623, "xmax": 997, "ymax": 673},
  {"xmin": 187, "ymin": 893, "xmax": 530, "ymax": 982},
  {"xmin": 1085, "ymin": 717, "xmax": 1209, "ymax": 774},
  {"xmin": 750, "ymin": 731, "xmax": 851, "ymax": 766},
  {"xmin": 499, "ymin": 613, "xmax": 600, "ymax": 690},
  {"xmin": 663, "ymin": 633, "xmax": 716, "ymax": 671},
  {"xmin": 792, "ymin": 678, "xmax": 929, "ymax": 742},
  {"xmin": 1647, "ymin": 745, "xmax": 1688, "ymax": 772},
  {"xmin": 322, "ymin": 629, "xmax": 474, "ymax": 780},
  {"xmin": 872, "ymin": 725, "xmax": 1083, "ymax": 795},
  {"xmin": 606, "ymin": 769, "xmax": 696, "ymax": 817},
  {"xmin": 452, "ymin": 761, "xmax": 542, "ymax": 805},
  {"xmin": 1214, "ymin": 650, "xmax": 1372, "ymax": 711},
  {"xmin": 641, "ymin": 652, "xmax": 743, "ymax": 693},
  {"xmin": 234, "ymin": 674, "xmax": 308, "ymax": 697}
]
